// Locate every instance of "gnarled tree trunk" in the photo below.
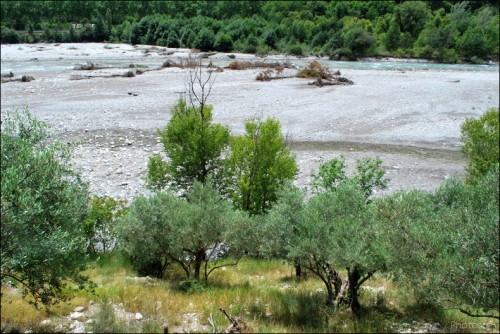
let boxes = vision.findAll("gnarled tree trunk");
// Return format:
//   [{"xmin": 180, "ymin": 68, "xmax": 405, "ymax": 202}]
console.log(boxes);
[{"xmin": 193, "ymin": 249, "xmax": 206, "ymax": 280}]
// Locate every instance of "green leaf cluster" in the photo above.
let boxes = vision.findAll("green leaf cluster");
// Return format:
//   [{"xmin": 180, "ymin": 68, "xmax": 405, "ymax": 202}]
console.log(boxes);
[
  {"xmin": 147, "ymin": 99, "xmax": 230, "ymax": 194},
  {"xmin": 228, "ymin": 118, "xmax": 298, "ymax": 215},
  {"xmin": 460, "ymin": 108, "xmax": 499, "ymax": 183},
  {"xmin": 84, "ymin": 195, "xmax": 128, "ymax": 254},
  {"xmin": 1, "ymin": 108, "xmax": 91, "ymax": 308}
]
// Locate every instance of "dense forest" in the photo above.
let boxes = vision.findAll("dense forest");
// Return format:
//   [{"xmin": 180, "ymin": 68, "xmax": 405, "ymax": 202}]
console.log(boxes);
[{"xmin": 1, "ymin": 0, "xmax": 499, "ymax": 63}]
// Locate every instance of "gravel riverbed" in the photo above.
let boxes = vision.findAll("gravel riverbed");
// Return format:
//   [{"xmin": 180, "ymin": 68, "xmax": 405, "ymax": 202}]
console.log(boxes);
[{"xmin": 2, "ymin": 43, "xmax": 499, "ymax": 200}]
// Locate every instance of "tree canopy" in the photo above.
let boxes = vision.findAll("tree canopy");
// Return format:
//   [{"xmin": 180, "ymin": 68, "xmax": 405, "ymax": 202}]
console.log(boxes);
[
  {"xmin": 1, "ymin": 108, "xmax": 91, "ymax": 308},
  {"xmin": 2, "ymin": 1, "xmax": 498, "ymax": 63}
]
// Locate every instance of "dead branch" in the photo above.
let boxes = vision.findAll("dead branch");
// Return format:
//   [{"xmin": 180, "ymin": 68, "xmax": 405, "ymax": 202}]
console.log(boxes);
[
  {"xmin": 308, "ymin": 77, "xmax": 353, "ymax": 87},
  {"xmin": 219, "ymin": 308, "xmax": 254, "ymax": 333},
  {"xmin": 185, "ymin": 59, "xmax": 216, "ymax": 117}
]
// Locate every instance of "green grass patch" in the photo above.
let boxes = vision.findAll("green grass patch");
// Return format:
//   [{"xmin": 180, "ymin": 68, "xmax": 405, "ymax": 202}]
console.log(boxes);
[{"xmin": 1, "ymin": 253, "xmax": 498, "ymax": 333}]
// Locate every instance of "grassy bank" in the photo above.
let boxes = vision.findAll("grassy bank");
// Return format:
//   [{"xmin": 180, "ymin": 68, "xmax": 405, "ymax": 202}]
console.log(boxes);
[{"xmin": 1, "ymin": 253, "xmax": 498, "ymax": 333}]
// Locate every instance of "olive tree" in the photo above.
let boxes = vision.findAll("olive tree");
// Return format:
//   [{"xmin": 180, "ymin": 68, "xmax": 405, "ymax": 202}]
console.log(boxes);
[
  {"xmin": 259, "ymin": 182, "xmax": 306, "ymax": 278},
  {"xmin": 227, "ymin": 117, "xmax": 298, "ymax": 215},
  {"xmin": 1, "ymin": 109, "xmax": 90, "ymax": 308},
  {"xmin": 117, "ymin": 180, "xmax": 245, "ymax": 282},
  {"xmin": 287, "ymin": 181, "xmax": 386, "ymax": 313},
  {"xmin": 376, "ymin": 168, "xmax": 499, "ymax": 319}
]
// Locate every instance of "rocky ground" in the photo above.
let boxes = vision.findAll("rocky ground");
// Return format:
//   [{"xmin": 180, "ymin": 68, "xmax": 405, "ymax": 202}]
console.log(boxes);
[{"xmin": 2, "ymin": 43, "xmax": 499, "ymax": 201}]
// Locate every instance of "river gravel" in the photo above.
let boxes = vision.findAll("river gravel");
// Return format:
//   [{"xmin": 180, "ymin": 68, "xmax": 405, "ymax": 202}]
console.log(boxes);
[{"xmin": 2, "ymin": 43, "xmax": 499, "ymax": 200}]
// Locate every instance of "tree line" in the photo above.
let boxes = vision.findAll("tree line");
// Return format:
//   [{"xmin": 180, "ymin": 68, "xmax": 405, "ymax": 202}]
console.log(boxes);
[{"xmin": 1, "ymin": 1, "xmax": 499, "ymax": 63}]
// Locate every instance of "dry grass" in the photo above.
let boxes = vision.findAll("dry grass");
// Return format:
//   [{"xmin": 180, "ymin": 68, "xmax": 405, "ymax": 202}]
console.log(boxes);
[
  {"xmin": 296, "ymin": 60, "xmax": 335, "ymax": 79},
  {"xmin": 2, "ymin": 254, "xmax": 499, "ymax": 333}
]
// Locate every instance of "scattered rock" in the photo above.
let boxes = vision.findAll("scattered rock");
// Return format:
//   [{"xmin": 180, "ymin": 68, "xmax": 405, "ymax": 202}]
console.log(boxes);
[
  {"xmin": 362, "ymin": 286, "xmax": 387, "ymax": 294},
  {"xmin": 135, "ymin": 313, "xmax": 143, "ymax": 321},
  {"xmin": 70, "ymin": 311, "xmax": 84, "ymax": 320},
  {"xmin": 74, "ymin": 306, "xmax": 85, "ymax": 312},
  {"xmin": 40, "ymin": 319, "xmax": 51, "ymax": 326},
  {"xmin": 21, "ymin": 75, "xmax": 35, "ymax": 82},
  {"xmin": 69, "ymin": 320, "xmax": 85, "ymax": 333}
]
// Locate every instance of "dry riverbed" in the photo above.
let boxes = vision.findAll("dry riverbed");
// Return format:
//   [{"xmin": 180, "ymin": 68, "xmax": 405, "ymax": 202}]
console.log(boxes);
[{"xmin": 2, "ymin": 43, "xmax": 499, "ymax": 200}]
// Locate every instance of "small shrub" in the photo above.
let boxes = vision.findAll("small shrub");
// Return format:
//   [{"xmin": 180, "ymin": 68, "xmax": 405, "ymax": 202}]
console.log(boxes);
[
  {"xmin": 21, "ymin": 75, "xmax": 35, "ymax": 82},
  {"xmin": 331, "ymin": 47, "xmax": 354, "ymax": 60},
  {"xmin": 256, "ymin": 69, "xmax": 273, "ymax": 81},
  {"xmin": 1, "ymin": 28, "xmax": 20, "ymax": 44},
  {"xmin": 84, "ymin": 195, "xmax": 127, "ymax": 254},
  {"xmin": 75, "ymin": 61, "xmax": 98, "ymax": 70},
  {"xmin": 90, "ymin": 299, "xmax": 128, "ymax": 333},
  {"xmin": 296, "ymin": 61, "xmax": 333, "ymax": 79},
  {"xmin": 177, "ymin": 279, "xmax": 207, "ymax": 294},
  {"xmin": 288, "ymin": 44, "xmax": 304, "ymax": 56},
  {"xmin": 123, "ymin": 70, "xmax": 135, "ymax": 77}
]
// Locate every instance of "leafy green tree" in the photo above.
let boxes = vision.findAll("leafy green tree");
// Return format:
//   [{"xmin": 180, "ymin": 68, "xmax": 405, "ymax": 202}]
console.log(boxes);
[
  {"xmin": 385, "ymin": 18, "xmax": 401, "ymax": 51},
  {"xmin": 288, "ymin": 181, "xmax": 385, "ymax": 312},
  {"xmin": 214, "ymin": 31, "xmax": 233, "ymax": 52},
  {"xmin": 262, "ymin": 28, "xmax": 277, "ymax": 48},
  {"xmin": 448, "ymin": 1, "xmax": 472, "ymax": 35},
  {"xmin": 395, "ymin": 1, "xmax": 431, "ymax": 38},
  {"xmin": 1, "ymin": 27, "xmax": 20, "ymax": 44},
  {"xmin": 228, "ymin": 117, "xmax": 298, "ymax": 215},
  {"xmin": 115, "ymin": 191, "xmax": 178, "ymax": 278},
  {"xmin": 195, "ymin": 27, "xmax": 215, "ymax": 51},
  {"xmin": 376, "ymin": 169, "xmax": 499, "ymax": 319},
  {"xmin": 460, "ymin": 108, "xmax": 499, "ymax": 182},
  {"xmin": 180, "ymin": 27, "xmax": 197, "ymax": 48},
  {"xmin": 243, "ymin": 33, "xmax": 259, "ymax": 54},
  {"xmin": 342, "ymin": 25, "xmax": 377, "ymax": 57},
  {"xmin": 84, "ymin": 195, "xmax": 127, "ymax": 254},
  {"xmin": 1, "ymin": 109, "xmax": 90, "ymax": 308},
  {"xmin": 166, "ymin": 31, "xmax": 180, "ymax": 48},
  {"xmin": 457, "ymin": 26, "xmax": 490, "ymax": 61},
  {"xmin": 92, "ymin": 14, "xmax": 109, "ymax": 42},
  {"xmin": 432, "ymin": 169, "xmax": 499, "ymax": 319},
  {"xmin": 146, "ymin": 99, "xmax": 230, "ymax": 194},
  {"xmin": 78, "ymin": 24, "xmax": 94, "ymax": 42},
  {"xmin": 117, "ymin": 181, "xmax": 244, "ymax": 282},
  {"xmin": 260, "ymin": 182, "xmax": 306, "ymax": 278},
  {"xmin": 311, "ymin": 156, "xmax": 388, "ymax": 200}
]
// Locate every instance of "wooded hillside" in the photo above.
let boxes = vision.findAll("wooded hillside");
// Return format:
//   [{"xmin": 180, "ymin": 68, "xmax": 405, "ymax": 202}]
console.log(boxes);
[{"xmin": 1, "ymin": 1, "xmax": 499, "ymax": 63}]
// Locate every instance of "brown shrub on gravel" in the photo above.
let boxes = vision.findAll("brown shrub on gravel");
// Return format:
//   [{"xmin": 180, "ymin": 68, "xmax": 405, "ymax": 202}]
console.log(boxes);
[
  {"xmin": 296, "ymin": 60, "xmax": 334, "ymax": 79},
  {"xmin": 74, "ymin": 61, "xmax": 99, "ymax": 70},
  {"xmin": 227, "ymin": 61, "xmax": 292, "ymax": 70}
]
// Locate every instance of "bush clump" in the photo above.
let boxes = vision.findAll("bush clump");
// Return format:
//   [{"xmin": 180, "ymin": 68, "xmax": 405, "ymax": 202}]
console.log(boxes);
[{"xmin": 296, "ymin": 60, "xmax": 334, "ymax": 79}]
